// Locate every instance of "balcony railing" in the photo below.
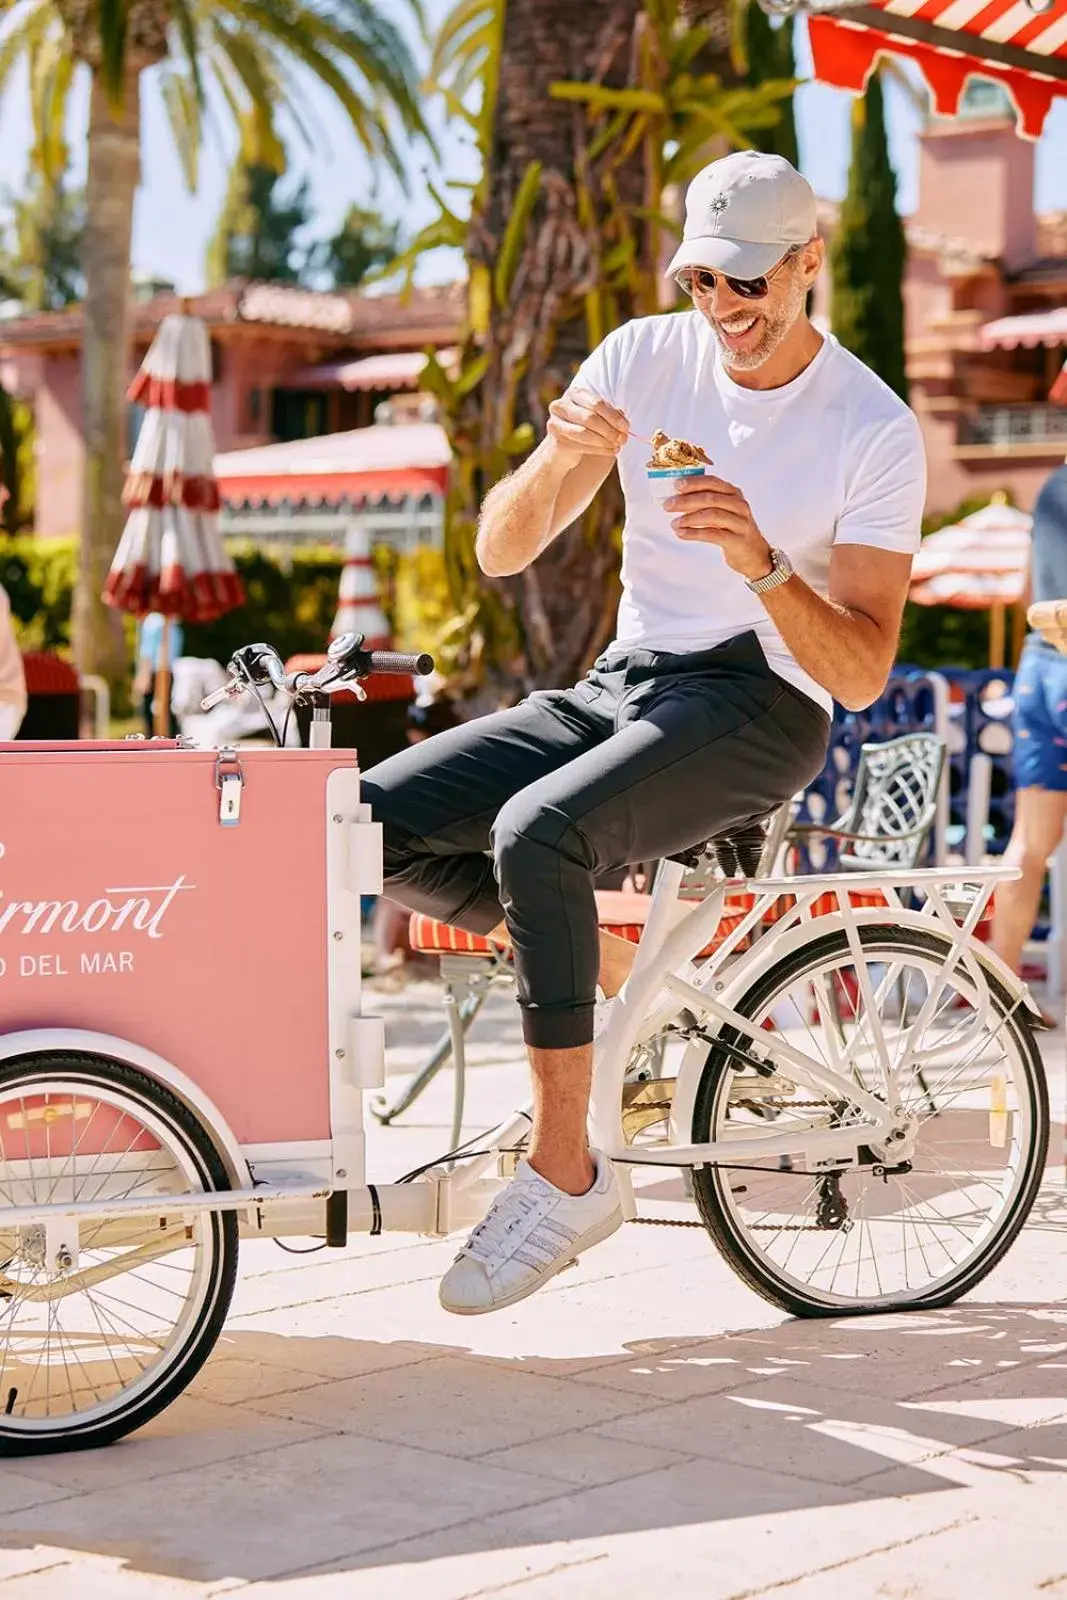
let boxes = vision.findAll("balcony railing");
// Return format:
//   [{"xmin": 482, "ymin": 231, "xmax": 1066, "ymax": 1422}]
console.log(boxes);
[{"xmin": 958, "ymin": 406, "xmax": 1067, "ymax": 450}]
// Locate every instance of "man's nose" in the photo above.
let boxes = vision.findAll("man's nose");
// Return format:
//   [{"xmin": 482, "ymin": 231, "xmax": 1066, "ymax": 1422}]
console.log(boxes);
[{"xmin": 707, "ymin": 279, "xmax": 751, "ymax": 317}]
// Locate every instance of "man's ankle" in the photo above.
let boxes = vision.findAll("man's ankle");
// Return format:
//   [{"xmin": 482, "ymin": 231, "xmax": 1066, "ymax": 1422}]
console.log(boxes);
[{"xmin": 527, "ymin": 1151, "xmax": 597, "ymax": 1196}]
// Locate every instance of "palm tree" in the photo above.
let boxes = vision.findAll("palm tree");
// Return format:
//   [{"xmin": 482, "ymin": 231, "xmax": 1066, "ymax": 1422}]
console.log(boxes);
[{"xmin": 0, "ymin": 0, "xmax": 428, "ymax": 686}]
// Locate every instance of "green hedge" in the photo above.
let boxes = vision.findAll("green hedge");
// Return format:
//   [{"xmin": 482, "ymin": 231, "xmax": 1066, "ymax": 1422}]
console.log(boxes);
[{"xmin": 0, "ymin": 537, "xmax": 453, "ymax": 668}]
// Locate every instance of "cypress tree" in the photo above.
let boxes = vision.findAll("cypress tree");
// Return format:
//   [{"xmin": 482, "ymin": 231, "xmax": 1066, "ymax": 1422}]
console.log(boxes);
[
  {"xmin": 830, "ymin": 73, "xmax": 909, "ymax": 400},
  {"xmin": 743, "ymin": 5, "xmax": 799, "ymax": 169}
]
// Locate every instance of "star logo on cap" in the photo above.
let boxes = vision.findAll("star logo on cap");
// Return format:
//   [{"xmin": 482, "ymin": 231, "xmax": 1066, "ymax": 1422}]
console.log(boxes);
[{"xmin": 709, "ymin": 194, "xmax": 728, "ymax": 215}]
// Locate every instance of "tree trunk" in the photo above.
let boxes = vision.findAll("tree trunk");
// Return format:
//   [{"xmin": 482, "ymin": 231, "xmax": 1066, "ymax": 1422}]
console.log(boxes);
[
  {"xmin": 72, "ymin": 68, "xmax": 140, "ymax": 688},
  {"xmin": 447, "ymin": 0, "xmax": 646, "ymax": 704}
]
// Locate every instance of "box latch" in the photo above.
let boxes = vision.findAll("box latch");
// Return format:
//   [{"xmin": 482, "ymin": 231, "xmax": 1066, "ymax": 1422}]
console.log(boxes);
[{"xmin": 215, "ymin": 751, "xmax": 245, "ymax": 827}]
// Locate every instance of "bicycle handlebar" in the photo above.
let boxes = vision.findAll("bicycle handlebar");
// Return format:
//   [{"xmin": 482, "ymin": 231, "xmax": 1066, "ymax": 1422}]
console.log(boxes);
[{"xmin": 200, "ymin": 636, "xmax": 435, "ymax": 712}]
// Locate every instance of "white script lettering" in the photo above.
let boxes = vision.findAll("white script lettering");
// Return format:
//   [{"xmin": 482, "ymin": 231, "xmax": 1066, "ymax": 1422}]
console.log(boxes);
[{"xmin": 0, "ymin": 877, "xmax": 194, "ymax": 941}]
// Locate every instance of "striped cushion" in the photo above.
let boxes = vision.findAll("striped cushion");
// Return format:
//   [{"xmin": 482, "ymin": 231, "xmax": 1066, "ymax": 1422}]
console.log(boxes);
[
  {"xmin": 408, "ymin": 886, "xmax": 993, "ymax": 957},
  {"xmin": 409, "ymin": 889, "xmax": 755, "ymax": 958}
]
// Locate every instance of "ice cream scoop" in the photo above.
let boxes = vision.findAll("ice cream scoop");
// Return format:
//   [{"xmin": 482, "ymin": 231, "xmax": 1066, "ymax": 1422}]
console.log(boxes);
[{"xmin": 646, "ymin": 429, "xmax": 712, "ymax": 470}]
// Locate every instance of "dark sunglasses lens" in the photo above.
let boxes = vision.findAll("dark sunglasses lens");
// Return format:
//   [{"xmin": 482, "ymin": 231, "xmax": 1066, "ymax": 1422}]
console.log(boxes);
[
  {"xmin": 678, "ymin": 268, "xmax": 769, "ymax": 300},
  {"xmin": 728, "ymin": 273, "xmax": 769, "ymax": 300}
]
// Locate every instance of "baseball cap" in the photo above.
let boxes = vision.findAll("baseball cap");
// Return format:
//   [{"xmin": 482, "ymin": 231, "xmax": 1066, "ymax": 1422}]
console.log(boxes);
[{"xmin": 666, "ymin": 151, "xmax": 817, "ymax": 282}]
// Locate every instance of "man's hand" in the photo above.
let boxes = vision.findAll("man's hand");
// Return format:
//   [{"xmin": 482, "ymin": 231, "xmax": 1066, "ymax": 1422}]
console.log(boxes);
[
  {"xmin": 665, "ymin": 474, "xmax": 774, "ymax": 582},
  {"xmin": 546, "ymin": 388, "xmax": 630, "ymax": 465}
]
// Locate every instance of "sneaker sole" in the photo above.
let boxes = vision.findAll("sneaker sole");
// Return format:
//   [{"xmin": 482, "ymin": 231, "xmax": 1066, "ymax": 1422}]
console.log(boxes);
[{"xmin": 439, "ymin": 1205, "xmax": 624, "ymax": 1316}]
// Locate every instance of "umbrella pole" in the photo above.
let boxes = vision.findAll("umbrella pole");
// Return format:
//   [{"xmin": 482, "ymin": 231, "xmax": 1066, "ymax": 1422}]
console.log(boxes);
[
  {"xmin": 154, "ymin": 617, "xmax": 173, "ymax": 738},
  {"xmin": 989, "ymin": 603, "xmax": 1006, "ymax": 670}
]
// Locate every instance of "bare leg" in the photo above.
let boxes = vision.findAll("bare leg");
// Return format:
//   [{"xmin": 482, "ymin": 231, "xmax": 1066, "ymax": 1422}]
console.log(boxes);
[
  {"xmin": 992, "ymin": 788, "xmax": 1067, "ymax": 973},
  {"xmin": 526, "ymin": 1045, "xmax": 596, "ymax": 1195},
  {"xmin": 484, "ymin": 921, "xmax": 634, "ymax": 1195}
]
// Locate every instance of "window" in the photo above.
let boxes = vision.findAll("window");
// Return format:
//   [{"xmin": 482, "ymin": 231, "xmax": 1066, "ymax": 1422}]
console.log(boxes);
[{"xmin": 271, "ymin": 389, "xmax": 327, "ymax": 442}]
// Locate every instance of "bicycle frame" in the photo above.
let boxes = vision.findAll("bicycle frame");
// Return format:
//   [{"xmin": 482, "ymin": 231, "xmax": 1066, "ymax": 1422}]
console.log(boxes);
[{"xmin": 0, "ymin": 841, "xmax": 1031, "ymax": 1270}]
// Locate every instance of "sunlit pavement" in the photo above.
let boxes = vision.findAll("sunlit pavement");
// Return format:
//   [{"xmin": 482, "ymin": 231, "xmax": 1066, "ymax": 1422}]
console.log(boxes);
[{"xmin": 2, "ymin": 976, "xmax": 1064, "ymax": 1600}]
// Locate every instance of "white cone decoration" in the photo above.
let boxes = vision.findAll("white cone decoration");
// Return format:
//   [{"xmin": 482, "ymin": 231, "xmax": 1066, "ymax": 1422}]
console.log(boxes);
[
  {"xmin": 331, "ymin": 522, "xmax": 391, "ymax": 646},
  {"xmin": 104, "ymin": 312, "xmax": 243, "ymax": 623}
]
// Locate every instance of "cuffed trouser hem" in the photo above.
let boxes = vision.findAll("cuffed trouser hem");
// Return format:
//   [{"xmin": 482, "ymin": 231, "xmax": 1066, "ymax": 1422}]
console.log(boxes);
[{"xmin": 520, "ymin": 1002, "xmax": 596, "ymax": 1051}]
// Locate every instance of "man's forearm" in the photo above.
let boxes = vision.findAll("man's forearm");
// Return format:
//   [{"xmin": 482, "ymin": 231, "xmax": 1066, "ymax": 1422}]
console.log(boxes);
[
  {"xmin": 475, "ymin": 440, "xmax": 575, "ymax": 578},
  {"xmin": 760, "ymin": 576, "xmax": 895, "ymax": 711}
]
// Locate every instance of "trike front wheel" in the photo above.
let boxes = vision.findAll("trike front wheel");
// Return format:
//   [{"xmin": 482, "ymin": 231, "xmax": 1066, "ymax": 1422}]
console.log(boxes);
[
  {"xmin": 690, "ymin": 925, "xmax": 1048, "ymax": 1317},
  {"xmin": 0, "ymin": 1052, "xmax": 237, "ymax": 1454}
]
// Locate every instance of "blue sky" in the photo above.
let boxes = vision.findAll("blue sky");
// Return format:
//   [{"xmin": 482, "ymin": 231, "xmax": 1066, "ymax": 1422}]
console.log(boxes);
[{"xmin": 0, "ymin": 0, "xmax": 1065, "ymax": 295}]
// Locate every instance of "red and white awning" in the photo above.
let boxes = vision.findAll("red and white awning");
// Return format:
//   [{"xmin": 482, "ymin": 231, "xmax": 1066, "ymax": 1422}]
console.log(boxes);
[
  {"xmin": 290, "ymin": 348, "xmax": 459, "ymax": 392},
  {"xmin": 909, "ymin": 499, "xmax": 1032, "ymax": 607},
  {"xmin": 807, "ymin": 0, "xmax": 1067, "ymax": 140},
  {"xmin": 215, "ymin": 421, "xmax": 450, "ymax": 508},
  {"xmin": 980, "ymin": 307, "xmax": 1067, "ymax": 350}
]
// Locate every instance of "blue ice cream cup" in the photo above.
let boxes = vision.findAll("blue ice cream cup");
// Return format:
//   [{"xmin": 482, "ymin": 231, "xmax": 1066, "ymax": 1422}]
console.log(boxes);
[{"xmin": 647, "ymin": 463, "xmax": 708, "ymax": 506}]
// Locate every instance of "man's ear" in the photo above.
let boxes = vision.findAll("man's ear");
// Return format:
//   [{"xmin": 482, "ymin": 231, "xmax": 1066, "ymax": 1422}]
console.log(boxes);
[{"xmin": 801, "ymin": 236, "xmax": 826, "ymax": 285}]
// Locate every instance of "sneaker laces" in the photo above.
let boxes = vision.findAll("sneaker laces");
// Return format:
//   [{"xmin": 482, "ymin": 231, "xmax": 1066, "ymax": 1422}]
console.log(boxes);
[{"xmin": 459, "ymin": 1174, "xmax": 555, "ymax": 1271}]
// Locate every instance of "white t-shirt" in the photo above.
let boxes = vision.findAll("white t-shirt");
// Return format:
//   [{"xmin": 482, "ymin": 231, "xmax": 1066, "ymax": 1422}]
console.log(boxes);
[{"xmin": 575, "ymin": 313, "xmax": 927, "ymax": 714}]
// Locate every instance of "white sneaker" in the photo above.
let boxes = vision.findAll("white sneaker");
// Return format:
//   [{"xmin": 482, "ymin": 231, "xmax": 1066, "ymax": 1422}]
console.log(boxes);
[{"xmin": 439, "ymin": 1153, "xmax": 623, "ymax": 1315}]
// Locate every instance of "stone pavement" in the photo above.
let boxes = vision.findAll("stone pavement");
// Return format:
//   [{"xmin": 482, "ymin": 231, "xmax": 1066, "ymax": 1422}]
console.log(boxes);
[{"xmin": 2, "ymin": 977, "xmax": 1066, "ymax": 1600}]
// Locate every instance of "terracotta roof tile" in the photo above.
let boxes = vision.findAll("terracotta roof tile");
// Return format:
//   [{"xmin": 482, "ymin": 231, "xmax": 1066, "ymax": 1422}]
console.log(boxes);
[{"xmin": 0, "ymin": 279, "xmax": 465, "ymax": 352}]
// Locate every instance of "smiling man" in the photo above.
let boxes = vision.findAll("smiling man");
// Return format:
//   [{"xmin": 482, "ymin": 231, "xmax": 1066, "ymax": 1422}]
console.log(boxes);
[{"xmin": 361, "ymin": 150, "xmax": 926, "ymax": 1316}]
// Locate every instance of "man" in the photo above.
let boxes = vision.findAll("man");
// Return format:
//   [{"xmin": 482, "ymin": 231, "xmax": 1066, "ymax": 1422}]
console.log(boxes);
[
  {"xmin": 0, "ymin": 579, "xmax": 26, "ymax": 741},
  {"xmin": 361, "ymin": 151, "xmax": 926, "ymax": 1316},
  {"xmin": 992, "ymin": 462, "xmax": 1067, "ymax": 984}
]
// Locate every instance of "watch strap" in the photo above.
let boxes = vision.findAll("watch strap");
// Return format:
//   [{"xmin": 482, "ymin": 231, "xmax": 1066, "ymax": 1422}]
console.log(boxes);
[{"xmin": 746, "ymin": 548, "xmax": 793, "ymax": 596}]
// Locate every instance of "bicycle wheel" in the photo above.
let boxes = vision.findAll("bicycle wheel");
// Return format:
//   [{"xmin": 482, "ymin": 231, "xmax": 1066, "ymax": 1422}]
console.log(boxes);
[
  {"xmin": 690, "ymin": 925, "xmax": 1048, "ymax": 1316},
  {"xmin": 0, "ymin": 1052, "xmax": 237, "ymax": 1454}
]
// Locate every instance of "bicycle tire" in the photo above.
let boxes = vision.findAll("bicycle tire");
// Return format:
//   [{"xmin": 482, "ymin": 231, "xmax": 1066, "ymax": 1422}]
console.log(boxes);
[
  {"xmin": 690, "ymin": 925, "xmax": 1048, "ymax": 1317},
  {"xmin": 0, "ymin": 1051, "xmax": 238, "ymax": 1454}
]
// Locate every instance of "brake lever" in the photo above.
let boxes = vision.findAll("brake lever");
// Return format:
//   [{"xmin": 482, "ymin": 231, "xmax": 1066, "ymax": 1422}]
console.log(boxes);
[{"xmin": 199, "ymin": 677, "xmax": 245, "ymax": 712}]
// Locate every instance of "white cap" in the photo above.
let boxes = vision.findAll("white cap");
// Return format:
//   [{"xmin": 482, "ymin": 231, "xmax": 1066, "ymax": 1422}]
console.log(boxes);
[{"xmin": 666, "ymin": 151, "xmax": 817, "ymax": 281}]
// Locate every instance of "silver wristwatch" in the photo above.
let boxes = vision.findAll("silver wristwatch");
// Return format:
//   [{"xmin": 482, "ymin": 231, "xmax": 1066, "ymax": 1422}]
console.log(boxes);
[{"xmin": 746, "ymin": 547, "xmax": 793, "ymax": 595}]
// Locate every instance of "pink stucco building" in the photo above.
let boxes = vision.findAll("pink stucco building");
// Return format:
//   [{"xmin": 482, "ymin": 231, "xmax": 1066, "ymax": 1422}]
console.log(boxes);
[
  {"xmin": 1, "ymin": 106, "xmax": 1065, "ymax": 534},
  {"xmin": 0, "ymin": 282, "xmax": 461, "ymax": 538},
  {"xmin": 813, "ymin": 110, "xmax": 1067, "ymax": 514}
]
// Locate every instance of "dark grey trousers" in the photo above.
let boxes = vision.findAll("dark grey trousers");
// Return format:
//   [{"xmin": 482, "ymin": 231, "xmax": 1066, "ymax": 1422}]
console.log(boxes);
[{"xmin": 361, "ymin": 632, "xmax": 830, "ymax": 1049}]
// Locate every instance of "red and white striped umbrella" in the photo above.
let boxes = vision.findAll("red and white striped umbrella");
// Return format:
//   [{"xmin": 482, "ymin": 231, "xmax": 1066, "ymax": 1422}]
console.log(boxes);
[
  {"xmin": 909, "ymin": 500, "xmax": 1032, "ymax": 609},
  {"xmin": 103, "ymin": 313, "xmax": 244, "ymax": 623}
]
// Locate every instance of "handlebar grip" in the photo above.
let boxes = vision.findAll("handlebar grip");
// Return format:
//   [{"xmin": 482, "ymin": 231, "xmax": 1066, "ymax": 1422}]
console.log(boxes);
[
  {"xmin": 367, "ymin": 649, "xmax": 434, "ymax": 677},
  {"xmin": 200, "ymin": 679, "xmax": 240, "ymax": 711}
]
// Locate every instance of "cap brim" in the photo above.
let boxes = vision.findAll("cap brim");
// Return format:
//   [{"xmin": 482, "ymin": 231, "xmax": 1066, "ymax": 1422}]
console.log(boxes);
[{"xmin": 665, "ymin": 236, "xmax": 786, "ymax": 281}]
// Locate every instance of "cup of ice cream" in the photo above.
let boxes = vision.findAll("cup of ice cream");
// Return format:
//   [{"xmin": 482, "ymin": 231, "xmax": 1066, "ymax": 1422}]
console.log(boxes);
[{"xmin": 645, "ymin": 430, "xmax": 712, "ymax": 505}]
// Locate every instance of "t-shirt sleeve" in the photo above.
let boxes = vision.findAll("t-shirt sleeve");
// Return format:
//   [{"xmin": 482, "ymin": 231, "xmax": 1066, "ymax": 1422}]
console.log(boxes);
[
  {"xmin": 571, "ymin": 325, "xmax": 630, "ymax": 411},
  {"xmin": 834, "ymin": 410, "xmax": 927, "ymax": 555}
]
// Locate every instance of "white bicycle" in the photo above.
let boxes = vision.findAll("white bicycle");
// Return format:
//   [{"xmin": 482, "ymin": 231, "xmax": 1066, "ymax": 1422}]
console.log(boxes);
[{"xmin": 0, "ymin": 633, "xmax": 1050, "ymax": 1452}]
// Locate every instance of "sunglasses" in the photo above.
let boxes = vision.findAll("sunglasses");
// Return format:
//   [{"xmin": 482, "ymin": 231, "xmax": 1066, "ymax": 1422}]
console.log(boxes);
[{"xmin": 674, "ymin": 248, "xmax": 801, "ymax": 303}]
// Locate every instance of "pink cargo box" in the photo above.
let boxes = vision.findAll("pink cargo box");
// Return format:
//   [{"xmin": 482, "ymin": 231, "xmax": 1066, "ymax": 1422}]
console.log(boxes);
[{"xmin": 0, "ymin": 742, "xmax": 381, "ymax": 1178}]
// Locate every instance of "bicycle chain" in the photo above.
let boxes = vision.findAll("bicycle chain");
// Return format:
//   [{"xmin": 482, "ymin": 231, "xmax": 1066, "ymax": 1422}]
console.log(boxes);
[{"xmin": 628, "ymin": 1214, "xmax": 848, "ymax": 1234}]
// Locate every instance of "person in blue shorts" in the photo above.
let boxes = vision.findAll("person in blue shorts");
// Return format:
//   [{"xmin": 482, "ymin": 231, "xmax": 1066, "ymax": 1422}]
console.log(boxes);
[
  {"xmin": 993, "ymin": 462, "xmax": 1067, "ymax": 984},
  {"xmin": 133, "ymin": 612, "xmax": 184, "ymax": 738}
]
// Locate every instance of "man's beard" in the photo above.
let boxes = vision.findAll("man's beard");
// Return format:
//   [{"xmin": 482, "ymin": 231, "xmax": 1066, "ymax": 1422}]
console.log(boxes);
[{"xmin": 707, "ymin": 269, "xmax": 807, "ymax": 371}]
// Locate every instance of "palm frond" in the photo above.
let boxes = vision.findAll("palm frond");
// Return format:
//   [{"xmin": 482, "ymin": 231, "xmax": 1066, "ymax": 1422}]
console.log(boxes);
[
  {"xmin": 158, "ymin": 64, "xmax": 202, "ymax": 190},
  {"xmin": 0, "ymin": 2, "xmax": 53, "ymax": 103}
]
